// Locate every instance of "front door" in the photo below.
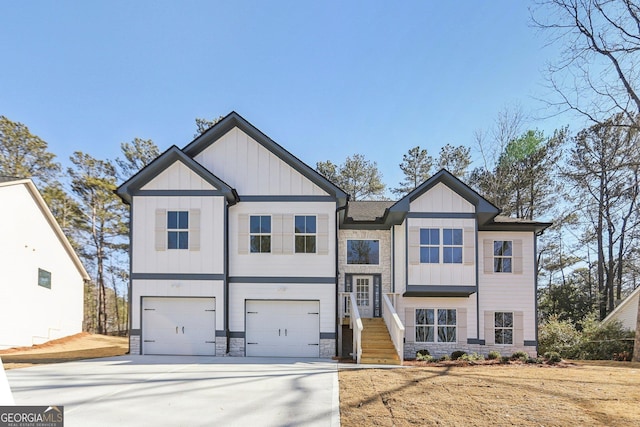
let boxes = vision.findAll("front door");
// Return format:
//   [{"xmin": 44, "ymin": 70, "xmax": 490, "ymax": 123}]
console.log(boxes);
[{"xmin": 354, "ymin": 275, "xmax": 373, "ymax": 317}]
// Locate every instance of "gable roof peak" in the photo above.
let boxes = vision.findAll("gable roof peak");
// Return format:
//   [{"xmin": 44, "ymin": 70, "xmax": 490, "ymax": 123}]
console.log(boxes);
[
  {"xmin": 389, "ymin": 168, "xmax": 500, "ymax": 224},
  {"xmin": 116, "ymin": 145, "xmax": 238, "ymax": 205},
  {"xmin": 182, "ymin": 111, "xmax": 348, "ymax": 202}
]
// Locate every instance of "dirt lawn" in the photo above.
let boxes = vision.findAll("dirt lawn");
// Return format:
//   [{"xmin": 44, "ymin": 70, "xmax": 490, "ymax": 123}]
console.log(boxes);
[
  {"xmin": 3, "ymin": 336, "xmax": 640, "ymax": 426},
  {"xmin": 0, "ymin": 333, "xmax": 128, "ymax": 370},
  {"xmin": 339, "ymin": 362, "xmax": 640, "ymax": 426}
]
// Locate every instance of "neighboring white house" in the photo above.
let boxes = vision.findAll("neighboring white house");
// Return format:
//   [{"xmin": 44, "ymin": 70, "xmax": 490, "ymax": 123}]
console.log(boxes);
[
  {"xmin": 0, "ymin": 178, "xmax": 89, "ymax": 350},
  {"xmin": 603, "ymin": 286, "xmax": 640, "ymax": 332},
  {"xmin": 117, "ymin": 112, "xmax": 550, "ymax": 361}
]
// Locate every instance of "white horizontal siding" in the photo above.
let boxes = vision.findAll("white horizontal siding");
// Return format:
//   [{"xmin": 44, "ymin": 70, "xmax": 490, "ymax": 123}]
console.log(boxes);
[
  {"xmin": 406, "ymin": 218, "xmax": 476, "ymax": 286},
  {"xmin": 194, "ymin": 127, "xmax": 328, "ymax": 196},
  {"xmin": 141, "ymin": 160, "xmax": 216, "ymax": 191},
  {"xmin": 131, "ymin": 279, "xmax": 224, "ymax": 331},
  {"xmin": 609, "ymin": 291, "xmax": 639, "ymax": 330},
  {"xmin": 0, "ymin": 184, "xmax": 84, "ymax": 349},
  {"xmin": 409, "ymin": 182, "xmax": 474, "ymax": 213},
  {"xmin": 132, "ymin": 196, "xmax": 225, "ymax": 274},
  {"xmin": 228, "ymin": 283, "xmax": 335, "ymax": 333},
  {"xmin": 478, "ymin": 231, "xmax": 536, "ymax": 341},
  {"xmin": 229, "ymin": 202, "xmax": 336, "ymax": 277}
]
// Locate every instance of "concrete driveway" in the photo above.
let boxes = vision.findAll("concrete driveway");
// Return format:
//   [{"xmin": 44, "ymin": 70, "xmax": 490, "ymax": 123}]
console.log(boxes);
[{"xmin": 5, "ymin": 356, "xmax": 340, "ymax": 427}]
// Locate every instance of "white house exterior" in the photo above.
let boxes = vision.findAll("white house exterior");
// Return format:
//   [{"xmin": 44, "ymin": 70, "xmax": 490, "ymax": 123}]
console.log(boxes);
[
  {"xmin": 118, "ymin": 112, "xmax": 550, "ymax": 360},
  {"xmin": 0, "ymin": 179, "xmax": 89, "ymax": 350},
  {"xmin": 603, "ymin": 286, "xmax": 640, "ymax": 332}
]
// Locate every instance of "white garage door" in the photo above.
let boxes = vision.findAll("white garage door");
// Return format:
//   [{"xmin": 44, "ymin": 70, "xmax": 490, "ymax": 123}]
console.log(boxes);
[
  {"xmin": 142, "ymin": 297, "xmax": 216, "ymax": 356},
  {"xmin": 245, "ymin": 300, "xmax": 320, "ymax": 357}
]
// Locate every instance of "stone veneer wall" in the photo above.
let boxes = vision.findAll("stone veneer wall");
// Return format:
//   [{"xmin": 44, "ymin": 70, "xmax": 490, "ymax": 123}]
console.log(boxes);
[
  {"xmin": 215, "ymin": 338, "xmax": 227, "ymax": 356},
  {"xmin": 403, "ymin": 342, "xmax": 537, "ymax": 359},
  {"xmin": 338, "ymin": 229, "xmax": 393, "ymax": 294},
  {"xmin": 229, "ymin": 337, "xmax": 245, "ymax": 356},
  {"xmin": 320, "ymin": 339, "xmax": 335, "ymax": 358},
  {"xmin": 130, "ymin": 335, "xmax": 141, "ymax": 355}
]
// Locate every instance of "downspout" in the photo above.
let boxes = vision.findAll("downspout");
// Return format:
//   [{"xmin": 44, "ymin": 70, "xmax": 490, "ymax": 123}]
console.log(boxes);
[
  {"xmin": 226, "ymin": 190, "xmax": 240, "ymax": 354},
  {"xmin": 534, "ymin": 229, "xmax": 544, "ymax": 356},
  {"xmin": 225, "ymin": 201, "xmax": 230, "ymax": 354},
  {"xmin": 391, "ymin": 225, "xmax": 395, "ymax": 293},
  {"xmin": 127, "ymin": 202, "xmax": 133, "ymax": 354},
  {"xmin": 335, "ymin": 200, "xmax": 348, "ymax": 357}
]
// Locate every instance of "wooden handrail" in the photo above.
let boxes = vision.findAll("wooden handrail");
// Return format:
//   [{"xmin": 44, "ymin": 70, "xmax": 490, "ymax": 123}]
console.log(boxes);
[{"xmin": 382, "ymin": 293, "xmax": 405, "ymax": 364}]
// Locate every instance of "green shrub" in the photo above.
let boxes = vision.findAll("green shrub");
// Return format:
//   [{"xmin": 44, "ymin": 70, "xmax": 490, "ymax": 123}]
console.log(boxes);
[
  {"xmin": 451, "ymin": 351, "xmax": 467, "ymax": 360},
  {"xmin": 416, "ymin": 353, "xmax": 434, "ymax": 362},
  {"xmin": 438, "ymin": 355, "xmax": 451, "ymax": 362},
  {"xmin": 539, "ymin": 313, "xmax": 634, "ymax": 360},
  {"xmin": 459, "ymin": 352, "xmax": 484, "ymax": 362},
  {"xmin": 487, "ymin": 350, "xmax": 501, "ymax": 360},
  {"xmin": 538, "ymin": 315, "xmax": 580, "ymax": 357},
  {"xmin": 511, "ymin": 351, "xmax": 529, "ymax": 361},
  {"xmin": 416, "ymin": 349, "xmax": 430, "ymax": 357},
  {"xmin": 500, "ymin": 356, "xmax": 511, "ymax": 363},
  {"xmin": 572, "ymin": 315, "xmax": 634, "ymax": 360},
  {"xmin": 526, "ymin": 357, "xmax": 542, "ymax": 364},
  {"xmin": 543, "ymin": 351, "xmax": 562, "ymax": 364}
]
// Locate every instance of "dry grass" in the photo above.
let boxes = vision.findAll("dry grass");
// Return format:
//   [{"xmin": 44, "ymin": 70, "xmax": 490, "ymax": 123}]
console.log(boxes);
[
  {"xmin": 339, "ymin": 362, "xmax": 640, "ymax": 426},
  {"xmin": 0, "ymin": 333, "xmax": 128, "ymax": 369}
]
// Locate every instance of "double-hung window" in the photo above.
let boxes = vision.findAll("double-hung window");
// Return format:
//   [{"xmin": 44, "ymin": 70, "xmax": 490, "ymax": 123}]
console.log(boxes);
[
  {"xmin": 494, "ymin": 312, "xmax": 513, "ymax": 344},
  {"xmin": 415, "ymin": 308, "xmax": 457, "ymax": 343},
  {"xmin": 419, "ymin": 229, "xmax": 439, "ymax": 263},
  {"xmin": 295, "ymin": 215, "xmax": 316, "ymax": 253},
  {"xmin": 494, "ymin": 241, "xmax": 513, "ymax": 272},
  {"xmin": 443, "ymin": 228, "xmax": 463, "ymax": 263},
  {"xmin": 250, "ymin": 215, "xmax": 271, "ymax": 253},
  {"xmin": 168, "ymin": 211, "xmax": 189, "ymax": 249}
]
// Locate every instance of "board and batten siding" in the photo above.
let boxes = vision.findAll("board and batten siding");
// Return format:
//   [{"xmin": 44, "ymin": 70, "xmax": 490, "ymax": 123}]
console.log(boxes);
[
  {"xmin": 393, "ymin": 223, "xmax": 406, "ymax": 294},
  {"xmin": 0, "ymin": 184, "xmax": 84, "ymax": 348},
  {"xmin": 477, "ymin": 231, "xmax": 536, "ymax": 342},
  {"xmin": 140, "ymin": 160, "xmax": 217, "ymax": 191},
  {"xmin": 406, "ymin": 218, "xmax": 476, "ymax": 287},
  {"xmin": 131, "ymin": 195, "xmax": 225, "ymax": 274},
  {"xmin": 228, "ymin": 283, "xmax": 335, "ymax": 334},
  {"xmin": 194, "ymin": 127, "xmax": 328, "ymax": 196},
  {"xmin": 228, "ymin": 202, "xmax": 336, "ymax": 277},
  {"xmin": 130, "ymin": 279, "xmax": 224, "ymax": 332},
  {"xmin": 409, "ymin": 182, "xmax": 475, "ymax": 213}
]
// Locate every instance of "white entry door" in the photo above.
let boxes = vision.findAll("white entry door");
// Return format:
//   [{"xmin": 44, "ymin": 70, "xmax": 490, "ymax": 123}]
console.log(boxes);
[
  {"xmin": 245, "ymin": 300, "xmax": 320, "ymax": 357},
  {"xmin": 142, "ymin": 297, "xmax": 216, "ymax": 356},
  {"xmin": 354, "ymin": 276, "xmax": 374, "ymax": 318}
]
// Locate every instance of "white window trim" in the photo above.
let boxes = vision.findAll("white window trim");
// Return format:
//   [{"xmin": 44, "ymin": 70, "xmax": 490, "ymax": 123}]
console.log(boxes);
[
  {"xmin": 167, "ymin": 210, "xmax": 189, "ymax": 250},
  {"xmin": 494, "ymin": 311, "xmax": 514, "ymax": 345},
  {"xmin": 442, "ymin": 228, "xmax": 463, "ymax": 264},
  {"xmin": 294, "ymin": 214, "xmax": 317, "ymax": 254},
  {"xmin": 419, "ymin": 228, "xmax": 440, "ymax": 264},
  {"xmin": 493, "ymin": 240, "xmax": 513, "ymax": 273},
  {"xmin": 415, "ymin": 308, "xmax": 457, "ymax": 343},
  {"xmin": 250, "ymin": 214, "xmax": 272, "ymax": 254}
]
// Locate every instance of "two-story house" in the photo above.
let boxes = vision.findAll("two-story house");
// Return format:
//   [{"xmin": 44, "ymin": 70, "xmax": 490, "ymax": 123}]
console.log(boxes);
[{"xmin": 117, "ymin": 112, "xmax": 550, "ymax": 362}]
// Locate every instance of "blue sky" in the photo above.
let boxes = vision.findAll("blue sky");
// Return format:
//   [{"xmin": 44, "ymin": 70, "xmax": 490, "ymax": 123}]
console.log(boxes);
[{"xmin": 1, "ymin": 1, "xmax": 571, "ymax": 194}]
